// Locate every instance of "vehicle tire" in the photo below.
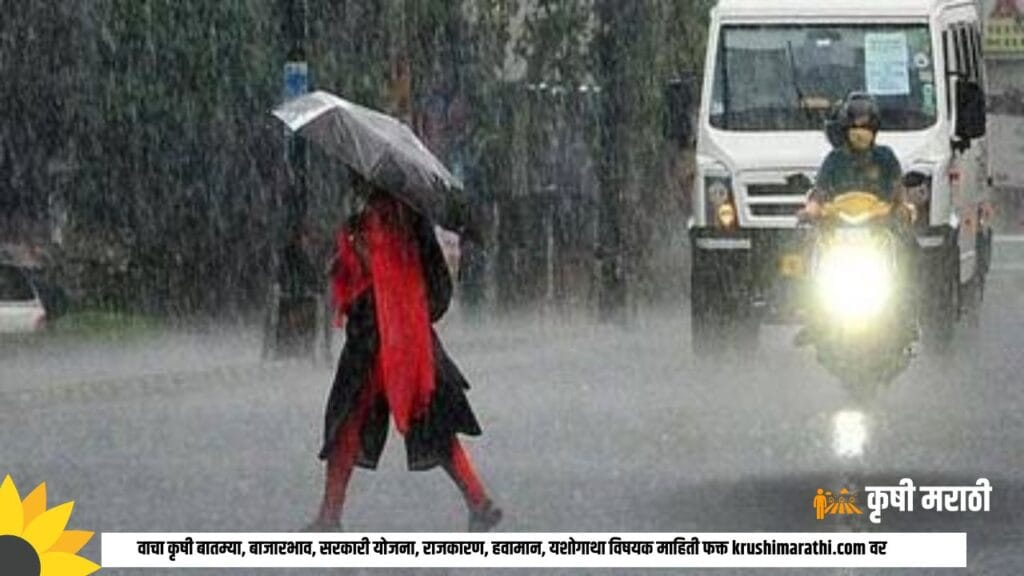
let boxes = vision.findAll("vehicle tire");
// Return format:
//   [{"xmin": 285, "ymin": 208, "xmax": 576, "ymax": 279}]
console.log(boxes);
[
  {"xmin": 690, "ymin": 248, "xmax": 760, "ymax": 357},
  {"xmin": 690, "ymin": 268, "xmax": 719, "ymax": 357},
  {"xmin": 921, "ymin": 244, "xmax": 958, "ymax": 353},
  {"xmin": 842, "ymin": 373, "xmax": 883, "ymax": 405},
  {"xmin": 959, "ymin": 227, "xmax": 990, "ymax": 337},
  {"xmin": 970, "ymin": 227, "xmax": 992, "ymax": 327}
]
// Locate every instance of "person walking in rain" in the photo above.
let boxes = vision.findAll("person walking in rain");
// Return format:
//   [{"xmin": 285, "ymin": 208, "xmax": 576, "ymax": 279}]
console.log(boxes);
[{"xmin": 308, "ymin": 175, "xmax": 502, "ymax": 532}]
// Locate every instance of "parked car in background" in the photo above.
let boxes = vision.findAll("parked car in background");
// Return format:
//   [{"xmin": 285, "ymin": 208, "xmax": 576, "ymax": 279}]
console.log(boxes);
[{"xmin": 0, "ymin": 263, "xmax": 48, "ymax": 334}]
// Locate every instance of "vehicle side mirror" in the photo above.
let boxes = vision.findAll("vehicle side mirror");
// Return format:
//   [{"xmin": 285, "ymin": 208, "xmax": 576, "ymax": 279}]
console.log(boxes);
[
  {"xmin": 664, "ymin": 72, "xmax": 698, "ymax": 148},
  {"xmin": 902, "ymin": 171, "xmax": 928, "ymax": 189},
  {"xmin": 786, "ymin": 173, "xmax": 813, "ymax": 195},
  {"xmin": 955, "ymin": 80, "xmax": 986, "ymax": 141}
]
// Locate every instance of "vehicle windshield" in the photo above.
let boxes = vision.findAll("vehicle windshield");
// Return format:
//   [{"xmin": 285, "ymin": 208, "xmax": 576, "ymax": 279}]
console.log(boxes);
[
  {"xmin": 0, "ymin": 266, "xmax": 36, "ymax": 301},
  {"xmin": 710, "ymin": 24, "xmax": 937, "ymax": 131}
]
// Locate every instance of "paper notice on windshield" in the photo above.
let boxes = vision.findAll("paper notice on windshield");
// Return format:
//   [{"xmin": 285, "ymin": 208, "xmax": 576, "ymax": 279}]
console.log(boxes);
[{"xmin": 865, "ymin": 33, "xmax": 910, "ymax": 95}]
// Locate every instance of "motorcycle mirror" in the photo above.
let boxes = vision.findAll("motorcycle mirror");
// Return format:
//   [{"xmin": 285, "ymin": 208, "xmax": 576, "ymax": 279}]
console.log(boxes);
[
  {"xmin": 902, "ymin": 171, "xmax": 928, "ymax": 188},
  {"xmin": 787, "ymin": 173, "xmax": 814, "ymax": 195}
]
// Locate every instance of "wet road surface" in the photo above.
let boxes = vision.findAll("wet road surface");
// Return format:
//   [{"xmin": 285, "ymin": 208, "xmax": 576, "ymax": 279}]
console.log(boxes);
[{"xmin": 2, "ymin": 238, "xmax": 1023, "ymax": 575}]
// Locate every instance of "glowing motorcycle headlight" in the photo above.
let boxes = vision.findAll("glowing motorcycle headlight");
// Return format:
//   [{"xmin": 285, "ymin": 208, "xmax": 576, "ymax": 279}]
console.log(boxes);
[{"xmin": 815, "ymin": 239, "xmax": 894, "ymax": 326}]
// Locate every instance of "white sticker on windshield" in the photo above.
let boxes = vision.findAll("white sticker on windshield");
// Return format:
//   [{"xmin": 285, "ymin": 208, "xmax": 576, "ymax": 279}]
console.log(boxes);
[
  {"xmin": 922, "ymin": 83, "xmax": 936, "ymax": 115},
  {"xmin": 865, "ymin": 33, "xmax": 910, "ymax": 95}
]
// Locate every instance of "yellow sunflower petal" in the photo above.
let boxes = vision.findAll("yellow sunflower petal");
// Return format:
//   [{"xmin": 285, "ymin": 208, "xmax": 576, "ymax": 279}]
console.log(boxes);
[
  {"xmin": 39, "ymin": 551, "xmax": 101, "ymax": 576},
  {"xmin": 23, "ymin": 501, "xmax": 74, "ymax": 553},
  {"xmin": 0, "ymin": 475, "xmax": 24, "ymax": 536},
  {"xmin": 51, "ymin": 530, "xmax": 94, "ymax": 555},
  {"xmin": 22, "ymin": 482, "xmax": 47, "ymax": 526}
]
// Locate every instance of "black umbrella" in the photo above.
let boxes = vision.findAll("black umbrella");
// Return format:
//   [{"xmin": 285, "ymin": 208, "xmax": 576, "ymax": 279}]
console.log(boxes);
[{"xmin": 273, "ymin": 90, "xmax": 468, "ymax": 232}]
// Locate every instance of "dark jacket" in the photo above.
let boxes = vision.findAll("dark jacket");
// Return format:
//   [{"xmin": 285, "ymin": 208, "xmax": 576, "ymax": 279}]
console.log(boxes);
[
  {"xmin": 319, "ymin": 213, "xmax": 480, "ymax": 471},
  {"xmin": 812, "ymin": 145, "xmax": 903, "ymax": 203}
]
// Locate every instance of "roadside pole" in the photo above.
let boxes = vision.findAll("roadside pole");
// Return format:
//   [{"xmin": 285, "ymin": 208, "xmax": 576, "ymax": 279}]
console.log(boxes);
[
  {"xmin": 283, "ymin": 0, "xmax": 309, "ymax": 229},
  {"xmin": 595, "ymin": 0, "xmax": 627, "ymax": 322},
  {"xmin": 265, "ymin": 0, "xmax": 311, "ymax": 361}
]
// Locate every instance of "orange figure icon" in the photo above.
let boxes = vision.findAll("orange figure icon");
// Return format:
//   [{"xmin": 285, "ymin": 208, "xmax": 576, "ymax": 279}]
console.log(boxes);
[{"xmin": 814, "ymin": 488, "xmax": 828, "ymax": 520}]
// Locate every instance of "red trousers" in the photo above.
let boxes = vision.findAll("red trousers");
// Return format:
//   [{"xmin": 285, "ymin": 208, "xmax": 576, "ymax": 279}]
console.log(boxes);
[{"xmin": 318, "ymin": 377, "xmax": 489, "ymax": 524}]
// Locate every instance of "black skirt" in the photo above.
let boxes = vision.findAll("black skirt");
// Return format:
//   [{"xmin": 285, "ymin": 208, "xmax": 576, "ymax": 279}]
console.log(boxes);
[{"xmin": 318, "ymin": 295, "xmax": 482, "ymax": 471}]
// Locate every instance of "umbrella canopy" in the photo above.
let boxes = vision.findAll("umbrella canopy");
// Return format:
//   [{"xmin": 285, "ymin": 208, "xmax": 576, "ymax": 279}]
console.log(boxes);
[{"xmin": 272, "ymin": 90, "xmax": 468, "ymax": 232}]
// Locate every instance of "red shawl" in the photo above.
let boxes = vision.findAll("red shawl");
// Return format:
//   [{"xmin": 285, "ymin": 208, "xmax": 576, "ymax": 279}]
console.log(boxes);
[{"xmin": 331, "ymin": 196, "xmax": 435, "ymax": 435}]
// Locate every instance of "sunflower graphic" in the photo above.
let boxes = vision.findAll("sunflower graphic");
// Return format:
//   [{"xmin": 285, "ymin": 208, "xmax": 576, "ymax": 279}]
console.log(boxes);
[{"xmin": 0, "ymin": 475, "xmax": 99, "ymax": 576}]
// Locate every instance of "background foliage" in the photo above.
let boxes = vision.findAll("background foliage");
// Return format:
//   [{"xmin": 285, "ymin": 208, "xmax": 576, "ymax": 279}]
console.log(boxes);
[{"xmin": 0, "ymin": 0, "xmax": 712, "ymax": 318}]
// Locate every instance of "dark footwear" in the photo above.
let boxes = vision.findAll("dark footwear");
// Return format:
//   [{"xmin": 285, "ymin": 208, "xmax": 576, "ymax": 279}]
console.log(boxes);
[
  {"xmin": 303, "ymin": 517, "xmax": 343, "ymax": 532},
  {"xmin": 468, "ymin": 500, "xmax": 503, "ymax": 532}
]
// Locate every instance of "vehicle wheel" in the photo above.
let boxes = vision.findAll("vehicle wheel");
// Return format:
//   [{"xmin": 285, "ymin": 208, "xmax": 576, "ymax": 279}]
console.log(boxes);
[
  {"xmin": 960, "ymin": 262, "xmax": 985, "ymax": 337},
  {"xmin": 820, "ymin": 340, "xmax": 906, "ymax": 402},
  {"xmin": 842, "ymin": 373, "xmax": 883, "ymax": 405},
  {"xmin": 921, "ymin": 245, "xmax": 958, "ymax": 353},
  {"xmin": 965, "ymin": 228, "xmax": 991, "ymax": 331},
  {"xmin": 961, "ymin": 279, "xmax": 982, "ymax": 335},
  {"xmin": 690, "ymin": 249, "xmax": 760, "ymax": 357},
  {"xmin": 690, "ymin": 269, "xmax": 720, "ymax": 357}
]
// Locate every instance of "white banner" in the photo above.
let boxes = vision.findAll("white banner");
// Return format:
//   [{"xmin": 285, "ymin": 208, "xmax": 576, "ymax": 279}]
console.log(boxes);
[{"xmin": 101, "ymin": 532, "xmax": 967, "ymax": 569}]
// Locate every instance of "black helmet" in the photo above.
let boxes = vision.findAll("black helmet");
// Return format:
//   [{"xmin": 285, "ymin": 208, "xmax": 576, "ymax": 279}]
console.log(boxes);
[{"xmin": 838, "ymin": 92, "xmax": 881, "ymax": 133}]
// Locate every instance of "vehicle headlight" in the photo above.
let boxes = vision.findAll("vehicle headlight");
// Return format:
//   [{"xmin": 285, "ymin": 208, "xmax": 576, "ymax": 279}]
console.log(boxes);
[
  {"xmin": 815, "ymin": 239, "xmax": 894, "ymax": 326},
  {"xmin": 716, "ymin": 203, "xmax": 736, "ymax": 229},
  {"xmin": 706, "ymin": 179, "xmax": 731, "ymax": 206},
  {"xmin": 704, "ymin": 175, "xmax": 736, "ymax": 229}
]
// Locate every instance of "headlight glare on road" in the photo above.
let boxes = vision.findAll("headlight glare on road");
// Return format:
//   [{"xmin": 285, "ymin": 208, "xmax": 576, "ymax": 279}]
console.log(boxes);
[{"xmin": 815, "ymin": 241, "xmax": 893, "ymax": 326}]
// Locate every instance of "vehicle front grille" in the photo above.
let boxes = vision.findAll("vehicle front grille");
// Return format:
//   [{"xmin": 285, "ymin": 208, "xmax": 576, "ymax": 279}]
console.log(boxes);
[
  {"xmin": 746, "ymin": 183, "xmax": 805, "ymax": 197},
  {"xmin": 749, "ymin": 204, "xmax": 803, "ymax": 217},
  {"xmin": 739, "ymin": 173, "xmax": 815, "ymax": 226}
]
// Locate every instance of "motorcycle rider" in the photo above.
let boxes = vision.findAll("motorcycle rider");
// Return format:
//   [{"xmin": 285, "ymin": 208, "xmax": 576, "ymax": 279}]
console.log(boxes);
[
  {"xmin": 796, "ymin": 92, "xmax": 916, "ymax": 347},
  {"xmin": 803, "ymin": 92, "xmax": 906, "ymax": 217}
]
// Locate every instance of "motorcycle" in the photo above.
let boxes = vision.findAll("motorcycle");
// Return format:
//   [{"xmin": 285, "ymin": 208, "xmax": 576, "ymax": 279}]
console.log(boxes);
[{"xmin": 802, "ymin": 192, "xmax": 917, "ymax": 399}]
